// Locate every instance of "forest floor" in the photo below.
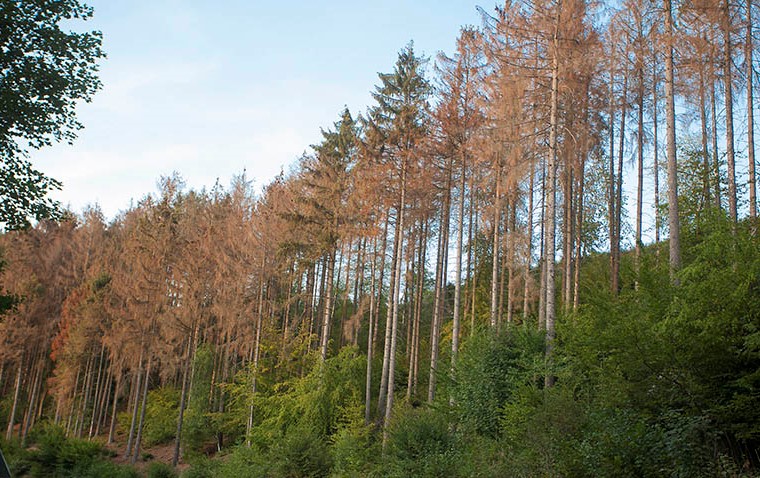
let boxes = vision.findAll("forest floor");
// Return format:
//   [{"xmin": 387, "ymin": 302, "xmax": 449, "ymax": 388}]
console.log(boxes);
[{"xmin": 106, "ymin": 440, "xmax": 191, "ymax": 475}]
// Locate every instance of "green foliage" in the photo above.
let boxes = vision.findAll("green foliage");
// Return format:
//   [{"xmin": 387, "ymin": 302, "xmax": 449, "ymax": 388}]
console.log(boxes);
[
  {"xmin": 274, "ymin": 427, "xmax": 332, "ymax": 478},
  {"xmin": 451, "ymin": 325, "xmax": 545, "ymax": 437},
  {"xmin": 145, "ymin": 388, "xmax": 180, "ymax": 447},
  {"xmin": 147, "ymin": 461, "xmax": 179, "ymax": 478},
  {"xmin": 179, "ymin": 456, "xmax": 221, "ymax": 478},
  {"xmin": 249, "ymin": 346, "xmax": 366, "ymax": 447},
  {"xmin": 329, "ymin": 422, "xmax": 377, "ymax": 477},
  {"xmin": 0, "ymin": 0, "xmax": 105, "ymax": 230},
  {"xmin": 118, "ymin": 387, "xmax": 179, "ymax": 448},
  {"xmin": 18, "ymin": 423, "xmax": 139, "ymax": 478},
  {"xmin": 183, "ymin": 345, "xmax": 215, "ymax": 453},
  {"xmin": 382, "ymin": 408, "xmax": 463, "ymax": 478}
]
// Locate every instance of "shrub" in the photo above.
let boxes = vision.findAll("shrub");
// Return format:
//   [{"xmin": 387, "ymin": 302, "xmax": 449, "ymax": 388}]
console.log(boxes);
[{"xmin": 147, "ymin": 461, "xmax": 179, "ymax": 478}]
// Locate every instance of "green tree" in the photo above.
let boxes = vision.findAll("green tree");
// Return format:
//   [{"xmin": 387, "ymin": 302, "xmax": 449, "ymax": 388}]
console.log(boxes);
[{"xmin": 0, "ymin": 0, "xmax": 104, "ymax": 230}]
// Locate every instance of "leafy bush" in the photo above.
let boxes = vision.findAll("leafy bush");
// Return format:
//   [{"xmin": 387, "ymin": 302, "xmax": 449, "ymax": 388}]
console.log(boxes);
[
  {"xmin": 274, "ymin": 427, "xmax": 332, "ymax": 478},
  {"xmin": 382, "ymin": 408, "xmax": 463, "ymax": 478},
  {"xmin": 451, "ymin": 325, "xmax": 545, "ymax": 437},
  {"xmin": 21, "ymin": 423, "xmax": 139, "ymax": 478},
  {"xmin": 117, "ymin": 387, "xmax": 179, "ymax": 448},
  {"xmin": 329, "ymin": 422, "xmax": 377, "ymax": 477},
  {"xmin": 147, "ymin": 461, "xmax": 179, "ymax": 478}
]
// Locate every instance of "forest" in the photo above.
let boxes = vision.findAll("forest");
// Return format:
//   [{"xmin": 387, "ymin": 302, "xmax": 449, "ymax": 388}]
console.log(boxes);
[{"xmin": 0, "ymin": 0, "xmax": 759, "ymax": 476}]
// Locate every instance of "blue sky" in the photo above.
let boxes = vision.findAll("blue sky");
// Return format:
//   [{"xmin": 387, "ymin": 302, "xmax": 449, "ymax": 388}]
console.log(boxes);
[{"xmin": 33, "ymin": 0, "xmax": 487, "ymax": 220}]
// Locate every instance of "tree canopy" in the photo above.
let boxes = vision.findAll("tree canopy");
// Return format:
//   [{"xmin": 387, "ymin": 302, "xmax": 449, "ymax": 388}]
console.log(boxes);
[{"xmin": 0, "ymin": 0, "xmax": 104, "ymax": 230}]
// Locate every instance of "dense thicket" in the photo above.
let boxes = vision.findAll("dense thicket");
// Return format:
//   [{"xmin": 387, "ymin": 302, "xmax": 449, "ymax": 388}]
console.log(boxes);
[{"xmin": 1, "ymin": 0, "xmax": 758, "ymax": 476}]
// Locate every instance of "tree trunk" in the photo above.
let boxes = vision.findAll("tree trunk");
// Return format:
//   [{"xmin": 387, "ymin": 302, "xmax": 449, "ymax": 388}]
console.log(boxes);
[
  {"xmin": 365, "ymin": 236, "xmax": 378, "ymax": 424},
  {"xmin": 636, "ymin": 62, "xmax": 645, "ymax": 263},
  {"xmin": 429, "ymin": 162, "xmax": 452, "ymax": 403},
  {"xmin": 490, "ymin": 158, "xmax": 502, "ymax": 329},
  {"xmin": 131, "ymin": 356, "xmax": 152, "ymax": 465},
  {"xmin": 614, "ymin": 72, "xmax": 627, "ymax": 295},
  {"xmin": 747, "ymin": 0, "xmax": 756, "ymax": 218},
  {"xmin": 723, "ymin": 0, "xmax": 738, "ymax": 222},
  {"xmin": 524, "ymin": 157, "xmax": 535, "ymax": 319},
  {"xmin": 319, "ymin": 248, "xmax": 337, "ymax": 361},
  {"xmin": 710, "ymin": 56, "xmax": 722, "ymax": 210},
  {"xmin": 608, "ymin": 69, "xmax": 618, "ymax": 293},
  {"xmin": 508, "ymin": 199, "xmax": 517, "ymax": 323},
  {"xmin": 700, "ymin": 63, "xmax": 711, "ymax": 212},
  {"xmin": 246, "ymin": 277, "xmax": 266, "ymax": 446},
  {"xmin": 665, "ymin": 0, "xmax": 682, "ymax": 278},
  {"xmin": 408, "ymin": 219, "xmax": 427, "ymax": 400},
  {"xmin": 125, "ymin": 348, "xmax": 144, "ymax": 458},
  {"xmin": 653, "ymin": 57, "xmax": 661, "ymax": 243},
  {"xmin": 383, "ymin": 161, "xmax": 407, "ymax": 438},
  {"xmin": 107, "ymin": 374, "xmax": 121, "ymax": 445},
  {"xmin": 5, "ymin": 358, "xmax": 22, "ymax": 440},
  {"xmin": 573, "ymin": 154, "xmax": 585, "ymax": 309},
  {"xmin": 452, "ymin": 157, "xmax": 466, "ymax": 372},
  {"xmin": 378, "ymin": 205, "xmax": 401, "ymax": 421},
  {"xmin": 173, "ymin": 330, "xmax": 196, "ymax": 466},
  {"xmin": 545, "ymin": 4, "xmax": 561, "ymax": 388},
  {"xmin": 88, "ymin": 345, "xmax": 106, "ymax": 439}
]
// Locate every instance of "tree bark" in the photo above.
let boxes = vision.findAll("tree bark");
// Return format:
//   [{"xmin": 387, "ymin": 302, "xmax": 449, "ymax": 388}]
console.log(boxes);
[
  {"xmin": 545, "ymin": 1, "xmax": 561, "ymax": 388},
  {"xmin": 5, "ymin": 358, "xmax": 22, "ymax": 440},
  {"xmin": 383, "ymin": 161, "xmax": 407, "ymax": 439},
  {"xmin": 131, "ymin": 356, "xmax": 152, "ymax": 464},
  {"xmin": 429, "ymin": 162, "xmax": 451, "ymax": 403},
  {"xmin": 723, "ymin": 0, "xmax": 738, "ymax": 222},
  {"xmin": 665, "ymin": 0, "xmax": 682, "ymax": 278},
  {"xmin": 747, "ymin": 0, "xmax": 756, "ymax": 218}
]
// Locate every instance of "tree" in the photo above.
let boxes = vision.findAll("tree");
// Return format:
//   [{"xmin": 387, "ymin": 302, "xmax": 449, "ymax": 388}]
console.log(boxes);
[
  {"xmin": 664, "ymin": 0, "xmax": 682, "ymax": 277},
  {"xmin": 0, "ymin": 0, "xmax": 104, "ymax": 230}
]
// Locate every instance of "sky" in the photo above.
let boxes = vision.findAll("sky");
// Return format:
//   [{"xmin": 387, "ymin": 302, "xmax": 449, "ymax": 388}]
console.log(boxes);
[{"xmin": 33, "ymin": 0, "xmax": 488, "ymax": 221}]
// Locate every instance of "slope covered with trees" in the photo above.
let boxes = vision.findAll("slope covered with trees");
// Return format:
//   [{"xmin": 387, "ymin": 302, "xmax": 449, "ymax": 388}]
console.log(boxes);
[{"xmin": 1, "ymin": 0, "xmax": 759, "ymax": 476}]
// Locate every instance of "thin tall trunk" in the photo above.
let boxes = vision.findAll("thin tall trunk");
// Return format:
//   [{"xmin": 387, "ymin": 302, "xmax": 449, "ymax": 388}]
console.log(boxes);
[
  {"xmin": 636, "ymin": 65, "xmax": 645, "ymax": 262},
  {"xmin": 246, "ymin": 277, "xmax": 266, "ymax": 446},
  {"xmin": 319, "ymin": 248, "xmax": 337, "ymax": 361},
  {"xmin": 573, "ymin": 156, "xmax": 585, "ymax": 309},
  {"xmin": 507, "ymin": 199, "xmax": 517, "ymax": 323},
  {"xmin": 107, "ymin": 374, "xmax": 121, "ymax": 445},
  {"xmin": 710, "ymin": 58, "xmax": 722, "ymax": 209},
  {"xmin": 665, "ymin": 0, "xmax": 682, "ymax": 277},
  {"xmin": 747, "ymin": 0, "xmax": 756, "ymax": 218},
  {"xmin": 88, "ymin": 345, "xmax": 106, "ymax": 439},
  {"xmin": 490, "ymin": 158, "xmax": 502, "ymax": 329},
  {"xmin": 723, "ymin": 0, "xmax": 738, "ymax": 222},
  {"xmin": 378, "ymin": 208, "xmax": 401, "ymax": 420},
  {"xmin": 365, "ymin": 236, "xmax": 378, "ymax": 424},
  {"xmin": 700, "ymin": 63, "xmax": 711, "ymax": 211},
  {"xmin": 466, "ymin": 175, "xmax": 477, "ymax": 335},
  {"xmin": 545, "ymin": 4, "xmax": 561, "ymax": 388},
  {"xmin": 614, "ymin": 72, "xmax": 627, "ymax": 295},
  {"xmin": 452, "ymin": 158, "xmax": 466, "ymax": 372},
  {"xmin": 124, "ymin": 348, "xmax": 143, "ymax": 458},
  {"xmin": 173, "ymin": 329, "xmax": 196, "ymax": 467},
  {"xmin": 21, "ymin": 355, "xmax": 43, "ymax": 443},
  {"xmin": 373, "ymin": 218, "xmax": 389, "ymax": 357},
  {"xmin": 524, "ymin": 158, "xmax": 535, "ymax": 318},
  {"xmin": 131, "ymin": 356, "xmax": 152, "ymax": 465},
  {"xmin": 563, "ymin": 167, "xmax": 574, "ymax": 311},
  {"xmin": 653, "ymin": 58, "xmax": 662, "ymax": 243},
  {"xmin": 76, "ymin": 352, "xmax": 94, "ymax": 438},
  {"xmin": 383, "ymin": 162, "xmax": 407, "ymax": 438},
  {"xmin": 538, "ymin": 154, "xmax": 547, "ymax": 331},
  {"xmin": 5, "ymin": 354, "xmax": 24, "ymax": 440},
  {"xmin": 608, "ymin": 69, "xmax": 618, "ymax": 293},
  {"xmin": 429, "ymin": 164, "xmax": 452, "ymax": 403}
]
